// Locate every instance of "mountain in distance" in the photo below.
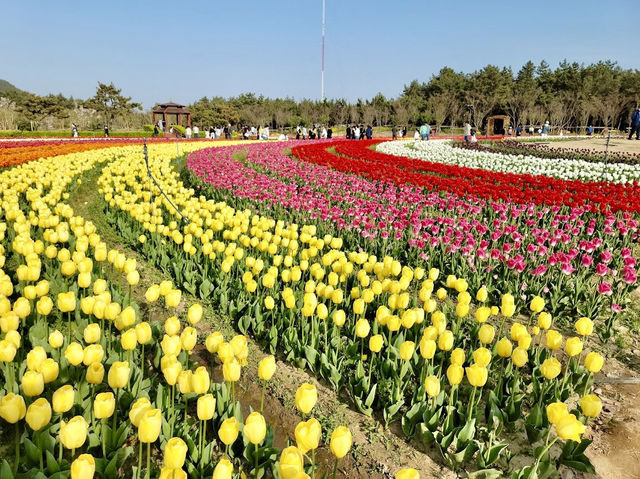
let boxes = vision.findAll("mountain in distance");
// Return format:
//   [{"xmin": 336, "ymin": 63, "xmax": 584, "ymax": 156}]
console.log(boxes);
[{"xmin": 0, "ymin": 79, "xmax": 25, "ymax": 94}]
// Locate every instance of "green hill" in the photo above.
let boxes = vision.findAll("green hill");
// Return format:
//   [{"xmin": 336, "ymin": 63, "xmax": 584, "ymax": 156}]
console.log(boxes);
[{"xmin": 0, "ymin": 79, "xmax": 24, "ymax": 94}]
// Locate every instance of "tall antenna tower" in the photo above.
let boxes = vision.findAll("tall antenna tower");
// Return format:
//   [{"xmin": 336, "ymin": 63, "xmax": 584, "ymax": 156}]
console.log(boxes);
[{"xmin": 321, "ymin": 0, "xmax": 326, "ymax": 101}]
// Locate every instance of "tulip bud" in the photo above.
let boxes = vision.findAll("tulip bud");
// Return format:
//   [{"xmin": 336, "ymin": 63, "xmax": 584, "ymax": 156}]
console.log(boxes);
[
  {"xmin": 279, "ymin": 446, "xmax": 304, "ymax": 479},
  {"xmin": 164, "ymin": 316, "xmax": 181, "ymax": 336},
  {"xmin": 446, "ymin": 364, "xmax": 463, "ymax": 385},
  {"xmin": 496, "ymin": 337, "xmax": 513, "ymax": 358},
  {"xmin": 40, "ymin": 358, "xmax": 59, "ymax": 383},
  {"xmin": 26, "ymin": 397, "xmax": 52, "ymax": 431},
  {"xmin": 295, "ymin": 383, "xmax": 317, "ymax": 414},
  {"xmin": 537, "ymin": 312, "xmax": 552, "ymax": 330},
  {"xmin": 108, "ymin": 361, "xmax": 130, "ymax": 389},
  {"xmin": 244, "ymin": 411, "xmax": 267, "ymax": 445},
  {"xmin": 177, "ymin": 370, "xmax": 193, "ymax": 395},
  {"xmin": 187, "ymin": 303, "xmax": 203, "ymax": 325},
  {"xmin": 86, "ymin": 362, "xmax": 105, "ymax": 384},
  {"xmin": 472, "ymin": 347, "xmax": 492, "ymax": 367},
  {"xmin": 564, "ymin": 337, "xmax": 583, "ymax": 357},
  {"xmin": 129, "ymin": 397, "xmax": 152, "ymax": 427},
  {"xmin": 162, "ymin": 358, "xmax": 182, "ymax": 386},
  {"xmin": 396, "ymin": 468, "xmax": 420, "ymax": 479},
  {"xmin": 212, "ymin": 458, "xmax": 233, "ymax": 479},
  {"xmin": 450, "ymin": 348, "xmax": 465, "ymax": 366},
  {"xmin": 580, "ymin": 394, "xmax": 602, "ymax": 418},
  {"xmin": 0, "ymin": 393, "xmax": 26, "ymax": 423},
  {"xmin": 438, "ymin": 330, "xmax": 454, "ymax": 351},
  {"xmin": 555, "ymin": 413, "xmax": 586, "ymax": 442},
  {"xmin": 65, "ymin": 342, "xmax": 84, "ymax": 366},
  {"xmin": 121, "ymin": 328, "xmax": 138, "ymax": 351},
  {"xmin": 135, "ymin": 322, "xmax": 152, "ymax": 344},
  {"xmin": 332, "ymin": 309, "xmax": 346, "ymax": 327},
  {"xmin": 163, "ymin": 437, "xmax": 188, "ymax": 470},
  {"xmin": 222, "ymin": 359, "xmax": 241, "ymax": 383},
  {"xmin": 139, "ymin": 409, "xmax": 162, "ymax": 442},
  {"xmin": 36, "ymin": 296, "xmax": 54, "ymax": 316},
  {"xmin": 540, "ymin": 357, "xmax": 562, "ymax": 379},
  {"xmin": 57, "ymin": 291, "xmax": 76, "ymax": 313},
  {"xmin": 329, "ymin": 426, "xmax": 352, "ymax": 459},
  {"xmin": 26, "ymin": 347, "xmax": 47, "ymax": 372},
  {"xmin": 258, "ymin": 355, "xmax": 277, "ymax": 381},
  {"xmin": 197, "ymin": 394, "xmax": 216, "ymax": 421},
  {"xmin": 60, "ymin": 416, "xmax": 88, "ymax": 449},
  {"xmin": 93, "ymin": 392, "xmax": 115, "ymax": 419},
  {"xmin": 575, "ymin": 317, "xmax": 593, "ymax": 337},
  {"xmin": 0, "ymin": 339, "xmax": 17, "ymax": 362},
  {"xmin": 511, "ymin": 347, "xmax": 528, "ymax": 367},
  {"xmin": 424, "ymin": 375, "xmax": 441, "ymax": 398},
  {"xmin": 546, "ymin": 330, "xmax": 563, "ymax": 350},
  {"xmin": 369, "ymin": 335, "xmax": 384, "ymax": 353},
  {"xmin": 205, "ymin": 332, "xmax": 224, "ymax": 353},
  {"xmin": 165, "ymin": 289, "xmax": 182, "ymax": 308},
  {"xmin": 465, "ymin": 363, "xmax": 488, "ymax": 387},
  {"xmin": 180, "ymin": 327, "xmax": 197, "ymax": 351},
  {"xmin": 83, "ymin": 344, "xmax": 104, "ymax": 366},
  {"xmin": 218, "ymin": 417, "xmax": 239, "ymax": 445},
  {"xmin": 118, "ymin": 306, "xmax": 136, "ymax": 330},
  {"xmin": 294, "ymin": 418, "xmax": 321, "ymax": 454},
  {"xmin": 22, "ymin": 370, "xmax": 44, "ymax": 396},
  {"xmin": 52, "ymin": 385, "xmax": 75, "ymax": 413},
  {"xmin": 584, "ymin": 351, "xmax": 604, "ymax": 373},
  {"xmin": 398, "ymin": 341, "xmax": 415, "ymax": 361},
  {"xmin": 477, "ymin": 324, "xmax": 495, "ymax": 345},
  {"xmin": 71, "ymin": 454, "xmax": 95, "ymax": 479}
]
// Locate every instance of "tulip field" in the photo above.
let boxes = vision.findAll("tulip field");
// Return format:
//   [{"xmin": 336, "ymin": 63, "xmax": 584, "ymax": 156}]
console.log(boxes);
[{"xmin": 0, "ymin": 136, "xmax": 639, "ymax": 479}]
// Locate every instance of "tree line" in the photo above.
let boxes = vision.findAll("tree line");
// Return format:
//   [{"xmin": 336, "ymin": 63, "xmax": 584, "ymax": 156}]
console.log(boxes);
[{"xmin": 1, "ymin": 60, "xmax": 639, "ymax": 133}]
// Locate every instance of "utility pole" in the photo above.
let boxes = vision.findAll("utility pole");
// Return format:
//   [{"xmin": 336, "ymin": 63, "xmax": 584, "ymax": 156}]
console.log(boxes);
[{"xmin": 321, "ymin": 0, "xmax": 326, "ymax": 102}]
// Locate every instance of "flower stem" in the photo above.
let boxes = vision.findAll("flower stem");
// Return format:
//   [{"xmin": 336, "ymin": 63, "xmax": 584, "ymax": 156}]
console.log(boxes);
[
  {"xmin": 254, "ymin": 443, "xmax": 259, "ymax": 479},
  {"xmin": 331, "ymin": 458, "xmax": 338, "ymax": 479},
  {"xmin": 102, "ymin": 418, "xmax": 107, "ymax": 458},
  {"xmin": 14, "ymin": 422, "xmax": 20, "ymax": 474},
  {"xmin": 146, "ymin": 442, "xmax": 151, "ymax": 479},
  {"xmin": 260, "ymin": 382, "xmax": 265, "ymax": 413},
  {"xmin": 138, "ymin": 441, "xmax": 142, "ymax": 479}
]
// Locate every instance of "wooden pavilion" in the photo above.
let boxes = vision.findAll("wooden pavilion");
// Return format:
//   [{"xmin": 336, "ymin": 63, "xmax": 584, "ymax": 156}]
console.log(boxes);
[{"xmin": 152, "ymin": 102, "xmax": 192, "ymax": 128}]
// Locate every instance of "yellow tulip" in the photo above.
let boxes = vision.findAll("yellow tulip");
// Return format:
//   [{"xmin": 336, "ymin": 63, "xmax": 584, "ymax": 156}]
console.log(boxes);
[
  {"xmin": 355, "ymin": 318, "xmax": 370, "ymax": 338},
  {"xmin": 279, "ymin": 446, "xmax": 304, "ymax": 479},
  {"xmin": 13, "ymin": 297, "xmax": 31, "ymax": 318},
  {"xmin": 396, "ymin": 468, "xmax": 420, "ymax": 479},
  {"xmin": 41, "ymin": 358, "xmax": 59, "ymax": 383},
  {"xmin": 0, "ymin": 393, "xmax": 26, "ymax": 423},
  {"xmin": 222, "ymin": 359, "xmax": 241, "ymax": 383},
  {"xmin": 258, "ymin": 355, "xmax": 277, "ymax": 381},
  {"xmin": 163, "ymin": 437, "xmax": 188, "ymax": 469},
  {"xmin": 197, "ymin": 394, "xmax": 216, "ymax": 421},
  {"xmin": 86, "ymin": 362, "xmax": 105, "ymax": 384},
  {"xmin": 295, "ymin": 383, "xmax": 317, "ymax": 414},
  {"xmin": 530, "ymin": 296, "xmax": 545, "ymax": 313},
  {"xmin": 369, "ymin": 335, "xmax": 384, "ymax": 353},
  {"xmin": 22, "ymin": 370, "xmax": 44, "ymax": 397},
  {"xmin": 329, "ymin": 426, "xmax": 352, "ymax": 459},
  {"xmin": 83, "ymin": 324, "xmax": 101, "ymax": 344},
  {"xmin": 82, "ymin": 344, "xmax": 104, "ymax": 366},
  {"xmin": 478, "ymin": 324, "xmax": 495, "ymax": 344},
  {"xmin": 118, "ymin": 306, "xmax": 136, "ymax": 330},
  {"xmin": 555, "ymin": 413, "xmax": 586, "ymax": 442},
  {"xmin": 64, "ymin": 342, "xmax": 84, "ymax": 366},
  {"xmin": 94, "ymin": 392, "xmax": 115, "ymax": 419},
  {"xmin": 126, "ymin": 270, "xmax": 140, "ymax": 286},
  {"xmin": 294, "ymin": 418, "xmax": 321, "ymax": 453},
  {"xmin": 546, "ymin": 401, "xmax": 568, "ymax": 424},
  {"xmin": 511, "ymin": 347, "xmax": 528, "ymax": 367},
  {"xmin": 165, "ymin": 289, "xmax": 182, "ymax": 308},
  {"xmin": 419, "ymin": 337, "xmax": 436, "ymax": 359},
  {"xmin": 212, "ymin": 458, "xmax": 233, "ymax": 479},
  {"xmin": 466, "ymin": 363, "xmax": 488, "ymax": 387},
  {"xmin": 53, "ymin": 385, "xmax": 75, "ymax": 413},
  {"xmin": 424, "ymin": 375, "xmax": 441, "ymax": 398},
  {"xmin": 108, "ymin": 361, "xmax": 130, "ymax": 389},
  {"xmin": 244, "ymin": 411, "xmax": 267, "ymax": 445},
  {"xmin": 446, "ymin": 364, "xmax": 463, "ymax": 385},
  {"xmin": 129, "ymin": 398, "xmax": 152, "ymax": 427},
  {"xmin": 332, "ymin": 309, "xmax": 346, "ymax": 327},
  {"xmin": 575, "ymin": 317, "xmax": 593, "ymax": 336},
  {"xmin": 187, "ymin": 303, "xmax": 203, "ymax": 325},
  {"xmin": 564, "ymin": 337, "xmax": 583, "ymax": 357},
  {"xmin": 25, "ymin": 397, "xmax": 52, "ymax": 431},
  {"xmin": 472, "ymin": 347, "xmax": 492, "ymax": 367},
  {"xmin": 540, "ymin": 357, "xmax": 562, "ymax": 379},
  {"xmin": 496, "ymin": 337, "xmax": 513, "ymax": 358},
  {"xmin": 71, "ymin": 454, "xmax": 95, "ymax": 479},
  {"xmin": 60, "ymin": 416, "xmax": 88, "ymax": 449},
  {"xmin": 135, "ymin": 322, "xmax": 152, "ymax": 344},
  {"xmin": 476, "ymin": 286, "xmax": 488, "ymax": 302},
  {"xmin": 584, "ymin": 351, "xmax": 604, "ymax": 373},
  {"xmin": 26, "ymin": 347, "xmax": 47, "ymax": 372},
  {"xmin": 36, "ymin": 296, "xmax": 54, "ymax": 316},
  {"xmin": 537, "ymin": 312, "xmax": 552, "ymax": 330},
  {"xmin": 580, "ymin": 394, "xmax": 602, "ymax": 418},
  {"xmin": 205, "ymin": 332, "xmax": 224, "ymax": 353},
  {"xmin": 139, "ymin": 409, "xmax": 162, "ymax": 442},
  {"xmin": 218, "ymin": 417, "xmax": 239, "ymax": 445},
  {"xmin": 180, "ymin": 327, "xmax": 197, "ymax": 351},
  {"xmin": 398, "ymin": 341, "xmax": 415, "ymax": 361},
  {"xmin": 0, "ymin": 312, "xmax": 19, "ymax": 333},
  {"xmin": 57, "ymin": 291, "xmax": 76, "ymax": 313},
  {"xmin": 546, "ymin": 330, "xmax": 563, "ymax": 350},
  {"xmin": 0, "ymin": 339, "xmax": 17, "ymax": 362}
]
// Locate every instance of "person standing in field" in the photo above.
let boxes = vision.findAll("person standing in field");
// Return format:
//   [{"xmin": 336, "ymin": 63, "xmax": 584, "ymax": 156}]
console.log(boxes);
[
  {"xmin": 628, "ymin": 107, "xmax": 640, "ymax": 140},
  {"xmin": 541, "ymin": 121, "xmax": 550, "ymax": 136},
  {"xmin": 392, "ymin": 125, "xmax": 398, "ymax": 140},
  {"xmin": 516, "ymin": 124, "xmax": 523, "ymax": 136},
  {"xmin": 193, "ymin": 125, "xmax": 199, "ymax": 138},
  {"xmin": 420, "ymin": 122, "xmax": 431, "ymax": 141},
  {"xmin": 413, "ymin": 128, "xmax": 419, "ymax": 141},
  {"xmin": 366, "ymin": 125, "xmax": 373, "ymax": 139},
  {"xmin": 104, "ymin": 125, "xmax": 109, "ymax": 137},
  {"xmin": 464, "ymin": 122, "xmax": 472, "ymax": 142},
  {"xmin": 185, "ymin": 126, "xmax": 192, "ymax": 139},
  {"xmin": 71, "ymin": 123, "xmax": 78, "ymax": 138},
  {"xmin": 327, "ymin": 126, "xmax": 333, "ymax": 139}
]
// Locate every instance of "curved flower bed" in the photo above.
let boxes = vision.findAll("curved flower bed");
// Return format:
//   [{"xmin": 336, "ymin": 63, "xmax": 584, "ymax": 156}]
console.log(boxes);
[
  {"xmin": 378, "ymin": 139, "xmax": 640, "ymax": 183},
  {"xmin": 290, "ymin": 140, "xmax": 640, "ymax": 213},
  {"xmin": 457, "ymin": 139, "xmax": 640, "ymax": 165},
  {"xmin": 185, "ymin": 142, "xmax": 637, "ymax": 328}
]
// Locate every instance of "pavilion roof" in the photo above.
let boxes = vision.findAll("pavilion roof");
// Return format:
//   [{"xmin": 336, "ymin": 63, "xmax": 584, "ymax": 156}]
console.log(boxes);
[{"xmin": 152, "ymin": 102, "xmax": 191, "ymax": 114}]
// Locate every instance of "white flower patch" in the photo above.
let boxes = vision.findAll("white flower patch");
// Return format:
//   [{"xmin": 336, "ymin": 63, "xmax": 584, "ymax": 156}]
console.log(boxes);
[{"xmin": 377, "ymin": 140, "xmax": 640, "ymax": 184}]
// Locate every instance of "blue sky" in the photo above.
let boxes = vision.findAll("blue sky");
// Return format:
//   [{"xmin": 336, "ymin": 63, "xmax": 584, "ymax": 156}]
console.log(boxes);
[{"xmin": 2, "ymin": 0, "xmax": 637, "ymax": 108}]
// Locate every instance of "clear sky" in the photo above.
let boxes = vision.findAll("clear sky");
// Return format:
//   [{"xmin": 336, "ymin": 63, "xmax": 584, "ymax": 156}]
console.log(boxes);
[{"xmin": 2, "ymin": 0, "xmax": 637, "ymax": 108}]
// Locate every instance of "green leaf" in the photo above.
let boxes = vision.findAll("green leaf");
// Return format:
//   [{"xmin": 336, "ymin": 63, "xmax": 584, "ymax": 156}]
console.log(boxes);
[
  {"xmin": 456, "ymin": 418, "xmax": 476, "ymax": 446},
  {"xmin": 0, "ymin": 460, "xmax": 13, "ymax": 479},
  {"xmin": 24, "ymin": 437, "xmax": 41, "ymax": 464},
  {"xmin": 468, "ymin": 468, "xmax": 503, "ymax": 479},
  {"xmin": 46, "ymin": 450, "xmax": 61, "ymax": 474}
]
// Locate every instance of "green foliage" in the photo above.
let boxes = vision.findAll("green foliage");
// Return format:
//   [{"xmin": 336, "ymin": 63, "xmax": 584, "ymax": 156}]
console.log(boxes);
[
  {"xmin": 0, "ymin": 130, "xmax": 153, "ymax": 138},
  {"xmin": 84, "ymin": 82, "xmax": 142, "ymax": 127}
]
